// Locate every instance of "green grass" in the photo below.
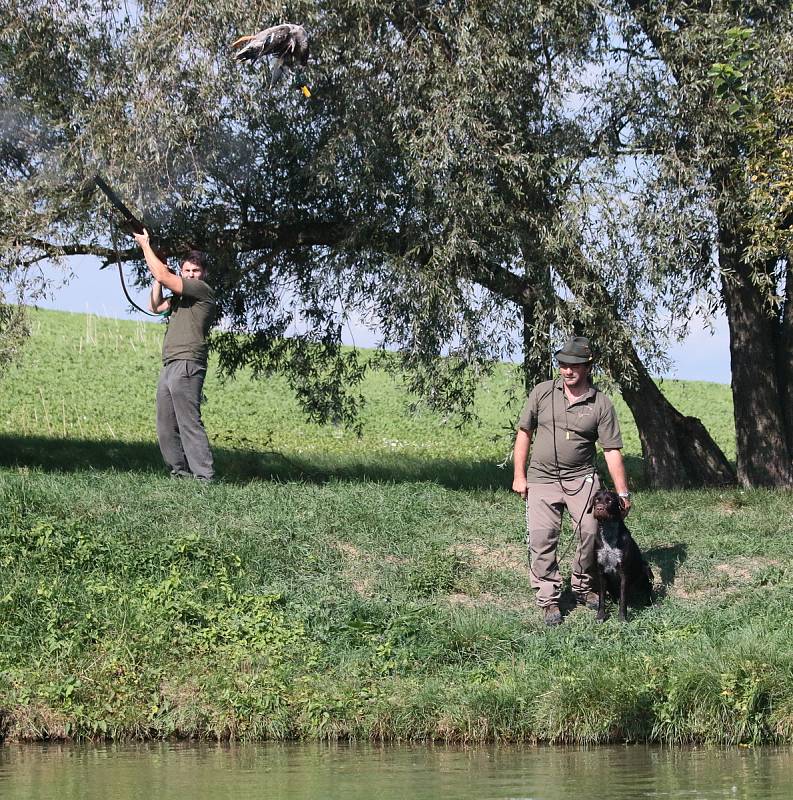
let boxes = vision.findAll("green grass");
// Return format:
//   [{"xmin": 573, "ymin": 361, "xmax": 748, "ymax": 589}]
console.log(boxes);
[{"xmin": 1, "ymin": 308, "xmax": 791, "ymax": 745}]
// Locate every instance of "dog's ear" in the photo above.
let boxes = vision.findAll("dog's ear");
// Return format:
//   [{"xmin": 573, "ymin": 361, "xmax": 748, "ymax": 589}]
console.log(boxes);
[{"xmin": 587, "ymin": 495, "xmax": 596, "ymax": 513}]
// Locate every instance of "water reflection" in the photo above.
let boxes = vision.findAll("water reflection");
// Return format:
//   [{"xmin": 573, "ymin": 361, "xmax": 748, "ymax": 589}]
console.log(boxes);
[{"xmin": 0, "ymin": 741, "xmax": 790, "ymax": 800}]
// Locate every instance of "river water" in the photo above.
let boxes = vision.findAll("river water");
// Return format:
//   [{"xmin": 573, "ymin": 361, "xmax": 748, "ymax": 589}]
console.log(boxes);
[{"xmin": 1, "ymin": 742, "xmax": 791, "ymax": 799}]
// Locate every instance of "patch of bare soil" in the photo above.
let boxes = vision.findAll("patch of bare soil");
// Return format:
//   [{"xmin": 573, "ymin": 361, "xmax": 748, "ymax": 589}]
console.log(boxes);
[
  {"xmin": 331, "ymin": 540, "xmax": 406, "ymax": 597},
  {"xmin": 716, "ymin": 499, "xmax": 744, "ymax": 516},
  {"xmin": 669, "ymin": 557, "xmax": 781, "ymax": 600},
  {"xmin": 351, "ymin": 577, "xmax": 374, "ymax": 597},
  {"xmin": 332, "ymin": 541, "xmax": 371, "ymax": 596},
  {"xmin": 669, "ymin": 582, "xmax": 719, "ymax": 601},
  {"xmin": 453, "ymin": 539, "xmax": 527, "ymax": 574},
  {"xmin": 713, "ymin": 557, "xmax": 780, "ymax": 581},
  {"xmin": 335, "ymin": 541, "xmax": 362, "ymax": 559}
]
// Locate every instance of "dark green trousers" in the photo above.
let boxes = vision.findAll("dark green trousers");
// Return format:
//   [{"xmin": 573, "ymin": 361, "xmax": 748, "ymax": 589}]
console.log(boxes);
[{"xmin": 156, "ymin": 359, "xmax": 214, "ymax": 480}]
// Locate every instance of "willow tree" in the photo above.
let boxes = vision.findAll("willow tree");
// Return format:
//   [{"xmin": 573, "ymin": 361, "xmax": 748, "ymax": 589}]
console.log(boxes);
[
  {"xmin": 616, "ymin": 0, "xmax": 793, "ymax": 486},
  {"xmin": 0, "ymin": 0, "xmax": 734, "ymax": 486},
  {"xmin": 0, "ymin": 299, "xmax": 27, "ymax": 373},
  {"xmin": 744, "ymin": 81, "xmax": 793, "ymax": 449},
  {"xmin": 746, "ymin": 86, "xmax": 793, "ymax": 259}
]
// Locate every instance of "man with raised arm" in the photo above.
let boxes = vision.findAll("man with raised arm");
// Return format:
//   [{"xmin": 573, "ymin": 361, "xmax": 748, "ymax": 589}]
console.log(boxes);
[
  {"xmin": 512, "ymin": 336, "xmax": 631, "ymax": 626},
  {"xmin": 133, "ymin": 229, "xmax": 216, "ymax": 481}
]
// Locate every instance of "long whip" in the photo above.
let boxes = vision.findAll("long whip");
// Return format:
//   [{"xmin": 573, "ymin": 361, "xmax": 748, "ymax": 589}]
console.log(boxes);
[{"xmin": 109, "ymin": 219, "xmax": 161, "ymax": 318}]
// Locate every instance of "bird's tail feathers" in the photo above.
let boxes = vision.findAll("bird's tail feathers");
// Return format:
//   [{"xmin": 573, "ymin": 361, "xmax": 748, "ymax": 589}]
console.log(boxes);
[{"xmin": 269, "ymin": 57, "xmax": 286, "ymax": 86}]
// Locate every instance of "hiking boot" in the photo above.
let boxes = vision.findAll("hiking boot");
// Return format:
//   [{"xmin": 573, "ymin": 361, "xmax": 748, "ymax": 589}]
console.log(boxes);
[
  {"xmin": 577, "ymin": 592, "xmax": 599, "ymax": 611},
  {"xmin": 543, "ymin": 604, "xmax": 562, "ymax": 627}
]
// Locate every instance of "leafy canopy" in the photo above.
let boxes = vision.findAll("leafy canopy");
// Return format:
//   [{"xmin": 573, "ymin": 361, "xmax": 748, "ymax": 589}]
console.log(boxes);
[{"xmin": 0, "ymin": 0, "xmax": 730, "ymax": 423}]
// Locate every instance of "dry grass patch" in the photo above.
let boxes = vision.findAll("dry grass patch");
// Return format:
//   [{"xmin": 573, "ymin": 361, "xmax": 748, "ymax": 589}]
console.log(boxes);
[
  {"xmin": 3, "ymin": 703, "xmax": 71, "ymax": 742},
  {"xmin": 332, "ymin": 541, "xmax": 372, "ymax": 596},
  {"xmin": 452, "ymin": 539, "xmax": 527, "ymax": 574},
  {"xmin": 335, "ymin": 541, "xmax": 363, "ymax": 559},
  {"xmin": 331, "ymin": 540, "xmax": 406, "ymax": 597},
  {"xmin": 713, "ymin": 556, "xmax": 780, "ymax": 581},
  {"xmin": 668, "ymin": 556, "xmax": 781, "ymax": 600}
]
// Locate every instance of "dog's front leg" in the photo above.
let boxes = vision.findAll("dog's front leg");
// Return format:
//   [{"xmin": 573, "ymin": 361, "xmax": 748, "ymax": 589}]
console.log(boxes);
[
  {"xmin": 618, "ymin": 570, "xmax": 628, "ymax": 622},
  {"xmin": 596, "ymin": 569, "xmax": 607, "ymax": 623}
]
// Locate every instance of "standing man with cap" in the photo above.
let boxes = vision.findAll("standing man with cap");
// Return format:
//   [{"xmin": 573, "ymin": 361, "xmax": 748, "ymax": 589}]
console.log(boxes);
[
  {"xmin": 512, "ymin": 336, "xmax": 631, "ymax": 626},
  {"xmin": 133, "ymin": 229, "xmax": 216, "ymax": 481}
]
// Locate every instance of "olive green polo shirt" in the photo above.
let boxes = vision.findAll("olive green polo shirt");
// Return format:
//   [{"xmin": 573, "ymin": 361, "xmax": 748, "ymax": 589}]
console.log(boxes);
[
  {"xmin": 517, "ymin": 379, "xmax": 623, "ymax": 483},
  {"xmin": 162, "ymin": 278, "xmax": 216, "ymax": 366}
]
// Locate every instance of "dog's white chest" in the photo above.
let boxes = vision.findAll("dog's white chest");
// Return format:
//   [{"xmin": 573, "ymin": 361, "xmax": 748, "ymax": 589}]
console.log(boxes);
[{"xmin": 597, "ymin": 539, "xmax": 623, "ymax": 574}]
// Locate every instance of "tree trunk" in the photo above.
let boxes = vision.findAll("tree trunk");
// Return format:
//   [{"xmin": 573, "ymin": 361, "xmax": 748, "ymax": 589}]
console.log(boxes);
[
  {"xmin": 622, "ymin": 4, "xmax": 793, "ymax": 488},
  {"xmin": 611, "ymin": 346, "xmax": 736, "ymax": 488},
  {"xmin": 553, "ymin": 251, "xmax": 736, "ymax": 489},
  {"xmin": 719, "ymin": 232, "xmax": 793, "ymax": 487},
  {"xmin": 778, "ymin": 260, "xmax": 793, "ymax": 453}
]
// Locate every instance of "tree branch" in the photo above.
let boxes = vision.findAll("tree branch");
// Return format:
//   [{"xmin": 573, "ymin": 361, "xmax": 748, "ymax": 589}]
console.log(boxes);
[{"xmin": 17, "ymin": 217, "xmax": 539, "ymax": 308}]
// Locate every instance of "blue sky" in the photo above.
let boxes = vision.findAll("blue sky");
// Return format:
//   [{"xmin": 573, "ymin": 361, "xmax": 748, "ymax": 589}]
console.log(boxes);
[{"xmin": 16, "ymin": 256, "xmax": 733, "ymax": 385}]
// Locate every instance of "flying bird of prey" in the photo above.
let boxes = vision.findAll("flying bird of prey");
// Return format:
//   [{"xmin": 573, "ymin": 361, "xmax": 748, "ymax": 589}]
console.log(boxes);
[{"xmin": 232, "ymin": 23, "xmax": 310, "ymax": 92}]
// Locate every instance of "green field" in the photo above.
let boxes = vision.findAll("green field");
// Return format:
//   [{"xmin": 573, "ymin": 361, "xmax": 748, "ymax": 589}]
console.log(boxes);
[{"xmin": 0, "ymin": 308, "xmax": 791, "ymax": 745}]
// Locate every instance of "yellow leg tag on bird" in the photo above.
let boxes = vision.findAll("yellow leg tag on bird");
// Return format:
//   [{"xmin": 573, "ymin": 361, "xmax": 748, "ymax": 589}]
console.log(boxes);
[
  {"xmin": 301, "ymin": 85, "xmax": 311, "ymax": 98},
  {"xmin": 566, "ymin": 431, "xmax": 570, "ymax": 440}
]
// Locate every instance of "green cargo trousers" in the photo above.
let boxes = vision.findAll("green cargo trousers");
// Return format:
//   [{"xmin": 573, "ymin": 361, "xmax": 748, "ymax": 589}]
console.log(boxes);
[
  {"xmin": 156, "ymin": 359, "xmax": 214, "ymax": 481},
  {"xmin": 526, "ymin": 473, "xmax": 600, "ymax": 608}
]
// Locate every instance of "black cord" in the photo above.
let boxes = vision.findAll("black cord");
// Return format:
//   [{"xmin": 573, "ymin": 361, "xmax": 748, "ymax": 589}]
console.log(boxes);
[
  {"xmin": 550, "ymin": 377, "xmax": 597, "ymax": 546},
  {"xmin": 550, "ymin": 378, "xmax": 595, "ymax": 497},
  {"xmin": 109, "ymin": 219, "xmax": 164, "ymax": 318}
]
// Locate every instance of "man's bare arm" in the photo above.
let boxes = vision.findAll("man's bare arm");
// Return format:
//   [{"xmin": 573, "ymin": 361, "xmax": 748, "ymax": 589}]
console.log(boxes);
[
  {"xmin": 603, "ymin": 448, "xmax": 632, "ymax": 516},
  {"xmin": 512, "ymin": 428, "xmax": 532, "ymax": 498},
  {"xmin": 133, "ymin": 229, "xmax": 183, "ymax": 295},
  {"xmin": 149, "ymin": 280, "xmax": 171, "ymax": 314}
]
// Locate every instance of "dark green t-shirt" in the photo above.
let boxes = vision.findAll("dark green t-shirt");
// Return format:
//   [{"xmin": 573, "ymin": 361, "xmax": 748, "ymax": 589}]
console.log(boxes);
[
  {"xmin": 517, "ymin": 379, "xmax": 623, "ymax": 483},
  {"xmin": 162, "ymin": 278, "xmax": 216, "ymax": 366}
]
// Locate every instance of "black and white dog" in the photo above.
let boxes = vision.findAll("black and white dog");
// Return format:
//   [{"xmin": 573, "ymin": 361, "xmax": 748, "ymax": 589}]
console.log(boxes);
[{"xmin": 590, "ymin": 490, "xmax": 654, "ymax": 622}]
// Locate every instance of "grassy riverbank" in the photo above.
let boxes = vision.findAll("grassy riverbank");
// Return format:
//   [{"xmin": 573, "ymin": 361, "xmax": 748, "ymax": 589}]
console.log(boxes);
[{"xmin": 0, "ymin": 309, "xmax": 791, "ymax": 745}]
